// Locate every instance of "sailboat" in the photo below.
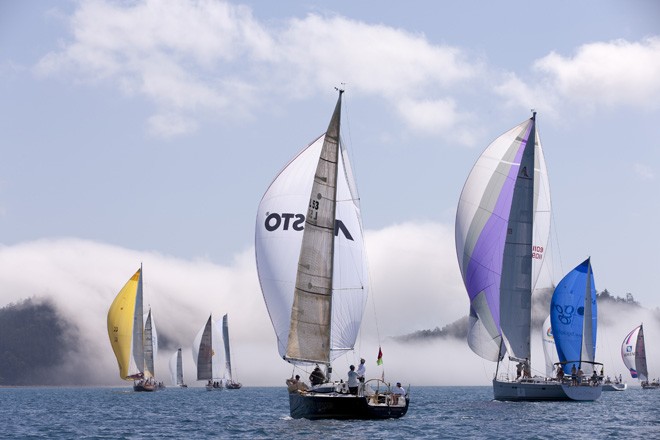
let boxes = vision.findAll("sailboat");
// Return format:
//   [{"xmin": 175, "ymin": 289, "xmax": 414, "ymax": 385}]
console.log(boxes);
[
  {"xmin": 549, "ymin": 258, "xmax": 602, "ymax": 398},
  {"xmin": 169, "ymin": 348, "xmax": 188, "ymax": 388},
  {"xmin": 255, "ymin": 89, "xmax": 409, "ymax": 419},
  {"xmin": 192, "ymin": 314, "xmax": 224, "ymax": 390},
  {"xmin": 222, "ymin": 314, "xmax": 242, "ymax": 389},
  {"xmin": 107, "ymin": 266, "xmax": 162, "ymax": 391},
  {"xmin": 622, "ymin": 324, "xmax": 659, "ymax": 389},
  {"xmin": 456, "ymin": 113, "xmax": 600, "ymax": 401}
]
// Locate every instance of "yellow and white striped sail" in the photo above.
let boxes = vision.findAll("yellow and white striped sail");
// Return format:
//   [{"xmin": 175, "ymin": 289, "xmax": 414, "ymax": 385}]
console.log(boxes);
[{"xmin": 107, "ymin": 268, "xmax": 143, "ymax": 380}]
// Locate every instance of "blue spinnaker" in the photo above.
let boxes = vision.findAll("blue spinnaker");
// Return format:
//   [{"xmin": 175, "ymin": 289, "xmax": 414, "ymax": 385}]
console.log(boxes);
[{"xmin": 550, "ymin": 258, "xmax": 597, "ymax": 373}]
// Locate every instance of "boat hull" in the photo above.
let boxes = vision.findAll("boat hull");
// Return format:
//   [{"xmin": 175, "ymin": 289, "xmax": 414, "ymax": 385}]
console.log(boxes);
[
  {"xmin": 602, "ymin": 383, "xmax": 627, "ymax": 391},
  {"xmin": 641, "ymin": 382, "xmax": 660, "ymax": 390},
  {"xmin": 133, "ymin": 383, "xmax": 156, "ymax": 392},
  {"xmin": 493, "ymin": 379, "xmax": 602, "ymax": 401},
  {"xmin": 288, "ymin": 391, "xmax": 409, "ymax": 420}
]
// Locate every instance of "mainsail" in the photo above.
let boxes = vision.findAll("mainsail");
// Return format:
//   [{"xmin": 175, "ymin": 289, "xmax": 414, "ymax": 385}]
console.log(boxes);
[
  {"xmin": 107, "ymin": 268, "xmax": 145, "ymax": 379},
  {"xmin": 222, "ymin": 314, "xmax": 233, "ymax": 383},
  {"xmin": 550, "ymin": 258, "xmax": 598, "ymax": 374},
  {"xmin": 255, "ymin": 91, "xmax": 368, "ymax": 365},
  {"xmin": 622, "ymin": 324, "xmax": 648, "ymax": 381},
  {"xmin": 455, "ymin": 114, "xmax": 551, "ymax": 362},
  {"xmin": 192, "ymin": 315, "xmax": 224, "ymax": 381},
  {"xmin": 143, "ymin": 309, "xmax": 157, "ymax": 379},
  {"xmin": 169, "ymin": 348, "xmax": 185, "ymax": 386}
]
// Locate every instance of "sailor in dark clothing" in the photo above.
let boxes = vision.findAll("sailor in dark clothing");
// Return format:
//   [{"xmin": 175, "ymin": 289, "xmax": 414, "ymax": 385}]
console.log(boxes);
[{"xmin": 309, "ymin": 365, "xmax": 326, "ymax": 386}]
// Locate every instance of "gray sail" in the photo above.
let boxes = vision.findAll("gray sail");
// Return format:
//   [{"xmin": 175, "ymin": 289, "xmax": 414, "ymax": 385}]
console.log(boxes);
[
  {"xmin": 499, "ymin": 116, "xmax": 536, "ymax": 361},
  {"xmin": 636, "ymin": 325, "xmax": 649, "ymax": 381},
  {"xmin": 143, "ymin": 308, "xmax": 155, "ymax": 378},
  {"xmin": 197, "ymin": 315, "xmax": 214, "ymax": 381},
  {"xmin": 222, "ymin": 314, "xmax": 232, "ymax": 382},
  {"xmin": 580, "ymin": 261, "xmax": 596, "ymax": 374},
  {"xmin": 132, "ymin": 267, "xmax": 144, "ymax": 375},
  {"xmin": 286, "ymin": 92, "xmax": 342, "ymax": 365},
  {"xmin": 176, "ymin": 348, "xmax": 184, "ymax": 385}
]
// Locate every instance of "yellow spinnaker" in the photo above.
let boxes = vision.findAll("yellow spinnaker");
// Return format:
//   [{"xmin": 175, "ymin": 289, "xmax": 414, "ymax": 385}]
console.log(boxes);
[{"xmin": 107, "ymin": 269, "xmax": 141, "ymax": 380}]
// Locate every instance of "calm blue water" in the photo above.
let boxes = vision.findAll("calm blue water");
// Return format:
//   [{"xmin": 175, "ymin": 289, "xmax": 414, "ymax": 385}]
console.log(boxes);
[{"xmin": 1, "ymin": 386, "xmax": 658, "ymax": 439}]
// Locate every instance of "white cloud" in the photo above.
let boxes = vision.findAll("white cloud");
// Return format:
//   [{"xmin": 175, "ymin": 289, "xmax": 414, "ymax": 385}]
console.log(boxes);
[
  {"xmin": 496, "ymin": 38, "xmax": 660, "ymax": 116},
  {"xmin": 34, "ymin": 1, "xmax": 478, "ymax": 139},
  {"xmin": 396, "ymin": 97, "xmax": 478, "ymax": 145},
  {"xmin": 277, "ymin": 14, "xmax": 476, "ymax": 98},
  {"xmin": 493, "ymin": 72, "xmax": 560, "ymax": 118},
  {"xmin": 534, "ymin": 37, "xmax": 660, "ymax": 110},
  {"xmin": 633, "ymin": 162, "xmax": 655, "ymax": 181}
]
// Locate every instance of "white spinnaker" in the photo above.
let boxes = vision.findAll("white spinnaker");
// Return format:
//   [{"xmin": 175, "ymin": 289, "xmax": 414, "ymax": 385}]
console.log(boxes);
[
  {"xmin": 169, "ymin": 350, "xmax": 178, "ymax": 386},
  {"xmin": 256, "ymin": 135, "xmax": 368, "ymax": 364},
  {"xmin": 455, "ymin": 118, "xmax": 551, "ymax": 361},
  {"xmin": 622, "ymin": 324, "xmax": 647, "ymax": 381}
]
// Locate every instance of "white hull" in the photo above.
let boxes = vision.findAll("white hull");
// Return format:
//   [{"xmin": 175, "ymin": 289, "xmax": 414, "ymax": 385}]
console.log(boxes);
[
  {"xmin": 602, "ymin": 382, "xmax": 627, "ymax": 391},
  {"xmin": 493, "ymin": 378, "xmax": 602, "ymax": 401}
]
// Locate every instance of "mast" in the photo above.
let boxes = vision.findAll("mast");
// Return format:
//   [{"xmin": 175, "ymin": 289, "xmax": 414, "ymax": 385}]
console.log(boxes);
[{"xmin": 285, "ymin": 90, "xmax": 343, "ymax": 377}]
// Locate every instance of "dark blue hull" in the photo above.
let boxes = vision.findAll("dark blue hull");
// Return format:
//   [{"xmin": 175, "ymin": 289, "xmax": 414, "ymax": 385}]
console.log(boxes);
[{"xmin": 289, "ymin": 392, "xmax": 409, "ymax": 420}]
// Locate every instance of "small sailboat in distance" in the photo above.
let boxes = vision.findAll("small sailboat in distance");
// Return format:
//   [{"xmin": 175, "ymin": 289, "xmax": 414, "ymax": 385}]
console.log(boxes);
[
  {"xmin": 107, "ymin": 266, "xmax": 162, "ymax": 391},
  {"xmin": 222, "ymin": 314, "xmax": 242, "ymax": 389},
  {"xmin": 193, "ymin": 315, "xmax": 224, "ymax": 390},
  {"xmin": 256, "ymin": 89, "xmax": 409, "ymax": 419},
  {"xmin": 622, "ymin": 324, "xmax": 659, "ymax": 389},
  {"xmin": 169, "ymin": 348, "xmax": 188, "ymax": 388}
]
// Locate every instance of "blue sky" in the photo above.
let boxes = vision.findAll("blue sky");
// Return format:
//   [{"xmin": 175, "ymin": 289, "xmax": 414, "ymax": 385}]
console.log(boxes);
[{"xmin": 1, "ymin": 0, "xmax": 659, "ymax": 385}]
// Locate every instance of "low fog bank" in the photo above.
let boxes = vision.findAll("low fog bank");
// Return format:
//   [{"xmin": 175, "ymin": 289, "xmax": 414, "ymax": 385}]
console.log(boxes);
[{"xmin": 0, "ymin": 228, "xmax": 658, "ymax": 387}]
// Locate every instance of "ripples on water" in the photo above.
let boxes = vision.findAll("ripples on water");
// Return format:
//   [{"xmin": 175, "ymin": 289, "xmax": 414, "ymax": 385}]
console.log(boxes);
[{"xmin": 1, "ymin": 386, "xmax": 658, "ymax": 439}]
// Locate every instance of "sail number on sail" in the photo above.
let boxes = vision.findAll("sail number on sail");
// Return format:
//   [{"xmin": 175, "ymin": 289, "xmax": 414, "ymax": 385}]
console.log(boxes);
[
  {"xmin": 532, "ymin": 245, "xmax": 544, "ymax": 260},
  {"xmin": 263, "ymin": 212, "xmax": 354, "ymax": 241}
]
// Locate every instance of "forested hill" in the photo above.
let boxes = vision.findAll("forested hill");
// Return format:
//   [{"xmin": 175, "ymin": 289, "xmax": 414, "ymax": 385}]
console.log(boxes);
[
  {"xmin": 394, "ymin": 289, "xmax": 652, "ymax": 343},
  {"xmin": 0, "ymin": 298, "xmax": 82, "ymax": 385}
]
